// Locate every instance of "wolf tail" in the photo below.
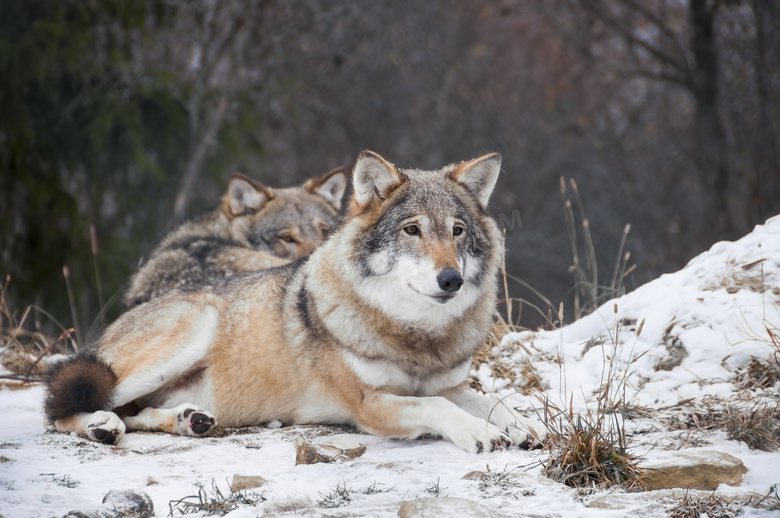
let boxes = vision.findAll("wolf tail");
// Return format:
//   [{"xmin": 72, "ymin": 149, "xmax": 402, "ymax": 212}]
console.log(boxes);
[{"xmin": 44, "ymin": 352, "xmax": 117, "ymax": 422}]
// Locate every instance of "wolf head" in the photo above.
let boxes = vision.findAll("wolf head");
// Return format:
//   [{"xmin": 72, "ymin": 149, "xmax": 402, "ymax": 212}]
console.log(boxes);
[
  {"xmin": 221, "ymin": 167, "xmax": 347, "ymax": 260},
  {"xmin": 344, "ymin": 151, "xmax": 503, "ymax": 328}
]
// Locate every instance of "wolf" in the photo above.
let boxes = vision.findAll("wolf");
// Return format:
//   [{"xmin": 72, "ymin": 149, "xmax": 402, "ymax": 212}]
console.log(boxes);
[
  {"xmin": 123, "ymin": 167, "xmax": 347, "ymax": 307},
  {"xmin": 45, "ymin": 151, "xmax": 546, "ymax": 453}
]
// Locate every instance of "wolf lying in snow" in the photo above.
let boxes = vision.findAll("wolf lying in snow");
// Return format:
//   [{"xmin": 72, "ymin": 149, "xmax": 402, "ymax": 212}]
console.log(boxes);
[
  {"xmin": 46, "ymin": 151, "xmax": 546, "ymax": 453},
  {"xmin": 124, "ymin": 168, "xmax": 346, "ymax": 307}
]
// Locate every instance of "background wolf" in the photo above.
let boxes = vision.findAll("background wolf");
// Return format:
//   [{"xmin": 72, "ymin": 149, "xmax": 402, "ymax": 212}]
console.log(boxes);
[
  {"xmin": 46, "ymin": 151, "xmax": 546, "ymax": 453},
  {"xmin": 123, "ymin": 168, "xmax": 346, "ymax": 307}
]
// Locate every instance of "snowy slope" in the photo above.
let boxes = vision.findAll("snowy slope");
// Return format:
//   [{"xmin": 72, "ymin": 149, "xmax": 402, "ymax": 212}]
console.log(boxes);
[
  {"xmin": 487, "ymin": 214, "xmax": 780, "ymax": 412},
  {"xmin": 1, "ymin": 216, "xmax": 779, "ymax": 517}
]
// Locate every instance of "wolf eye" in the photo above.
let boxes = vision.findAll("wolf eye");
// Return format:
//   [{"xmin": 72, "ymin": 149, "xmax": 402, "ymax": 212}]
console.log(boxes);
[
  {"xmin": 278, "ymin": 234, "xmax": 295, "ymax": 243},
  {"xmin": 403, "ymin": 224, "xmax": 420, "ymax": 236},
  {"xmin": 453, "ymin": 225, "xmax": 465, "ymax": 236}
]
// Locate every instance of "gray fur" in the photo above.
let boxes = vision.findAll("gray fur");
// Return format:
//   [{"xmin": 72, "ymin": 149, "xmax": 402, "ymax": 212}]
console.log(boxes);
[{"xmin": 123, "ymin": 169, "xmax": 346, "ymax": 307}]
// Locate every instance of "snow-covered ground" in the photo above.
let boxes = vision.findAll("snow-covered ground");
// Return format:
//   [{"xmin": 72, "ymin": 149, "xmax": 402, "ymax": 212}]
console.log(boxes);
[{"xmin": 1, "ymin": 216, "xmax": 779, "ymax": 517}]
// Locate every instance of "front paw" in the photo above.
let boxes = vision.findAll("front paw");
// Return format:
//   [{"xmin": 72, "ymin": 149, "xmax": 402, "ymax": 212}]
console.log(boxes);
[
  {"xmin": 449, "ymin": 417, "xmax": 511, "ymax": 454},
  {"xmin": 507, "ymin": 419, "xmax": 547, "ymax": 450},
  {"xmin": 86, "ymin": 411, "xmax": 126, "ymax": 445}
]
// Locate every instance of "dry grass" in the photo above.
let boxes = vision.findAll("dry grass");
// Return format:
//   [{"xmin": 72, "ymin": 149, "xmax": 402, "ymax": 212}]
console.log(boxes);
[
  {"xmin": 471, "ymin": 313, "xmax": 521, "ymax": 388},
  {"xmin": 667, "ymin": 491, "xmax": 741, "ymax": 518},
  {"xmin": 168, "ymin": 479, "xmax": 263, "ymax": 516},
  {"xmin": 1, "ymin": 275, "xmax": 73, "ymax": 382},
  {"xmin": 560, "ymin": 177, "xmax": 635, "ymax": 320},
  {"xmin": 734, "ymin": 357, "xmax": 779, "ymax": 391},
  {"xmin": 724, "ymin": 402, "xmax": 780, "ymax": 451},
  {"xmin": 317, "ymin": 480, "xmax": 354, "ymax": 508},
  {"xmin": 665, "ymin": 397, "xmax": 780, "ymax": 452},
  {"xmin": 665, "ymin": 405, "xmax": 726, "ymax": 433},
  {"xmin": 540, "ymin": 306, "xmax": 647, "ymax": 490},
  {"xmin": 470, "ymin": 311, "xmax": 547, "ymax": 395},
  {"xmin": 540, "ymin": 398, "xmax": 644, "ymax": 490},
  {"xmin": 667, "ymin": 487, "xmax": 780, "ymax": 518}
]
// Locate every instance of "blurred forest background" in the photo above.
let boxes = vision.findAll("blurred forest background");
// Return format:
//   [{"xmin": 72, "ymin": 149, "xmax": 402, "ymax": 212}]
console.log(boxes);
[{"xmin": 1, "ymin": 0, "xmax": 779, "ymax": 344}]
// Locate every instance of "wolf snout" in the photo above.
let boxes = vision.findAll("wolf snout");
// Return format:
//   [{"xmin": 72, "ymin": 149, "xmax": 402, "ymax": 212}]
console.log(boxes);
[{"xmin": 437, "ymin": 269, "xmax": 463, "ymax": 292}]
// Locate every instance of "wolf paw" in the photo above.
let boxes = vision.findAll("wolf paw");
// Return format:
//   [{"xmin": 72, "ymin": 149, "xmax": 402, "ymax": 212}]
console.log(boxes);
[
  {"xmin": 507, "ymin": 420, "xmax": 547, "ymax": 450},
  {"xmin": 86, "ymin": 411, "xmax": 126, "ymax": 445},
  {"xmin": 177, "ymin": 407, "xmax": 216, "ymax": 437},
  {"xmin": 450, "ymin": 418, "xmax": 511, "ymax": 454}
]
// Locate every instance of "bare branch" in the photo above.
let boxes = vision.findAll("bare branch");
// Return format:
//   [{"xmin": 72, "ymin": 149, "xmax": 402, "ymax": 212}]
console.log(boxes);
[
  {"xmin": 170, "ymin": 97, "xmax": 228, "ymax": 224},
  {"xmin": 581, "ymin": 0, "xmax": 691, "ymax": 79}
]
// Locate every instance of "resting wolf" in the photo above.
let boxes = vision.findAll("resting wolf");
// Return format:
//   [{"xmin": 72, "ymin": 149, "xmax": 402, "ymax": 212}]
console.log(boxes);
[
  {"xmin": 123, "ymin": 168, "xmax": 346, "ymax": 306},
  {"xmin": 46, "ymin": 151, "xmax": 546, "ymax": 453}
]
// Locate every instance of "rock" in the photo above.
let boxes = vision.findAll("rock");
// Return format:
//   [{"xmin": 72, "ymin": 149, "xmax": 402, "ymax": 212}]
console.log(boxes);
[
  {"xmin": 640, "ymin": 450, "xmax": 747, "ymax": 491},
  {"xmin": 230, "ymin": 474, "xmax": 267, "ymax": 492},
  {"xmin": 398, "ymin": 497, "xmax": 505, "ymax": 518},
  {"xmin": 294, "ymin": 436, "xmax": 366, "ymax": 465},
  {"xmin": 462, "ymin": 470, "xmax": 489, "ymax": 481},
  {"xmin": 102, "ymin": 491, "xmax": 154, "ymax": 517},
  {"xmin": 655, "ymin": 336, "xmax": 688, "ymax": 371},
  {"xmin": 64, "ymin": 490, "xmax": 153, "ymax": 518}
]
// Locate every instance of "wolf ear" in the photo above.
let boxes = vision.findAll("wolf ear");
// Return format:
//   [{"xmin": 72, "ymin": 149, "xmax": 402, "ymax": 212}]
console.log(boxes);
[
  {"xmin": 451, "ymin": 153, "xmax": 501, "ymax": 209},
  {"xmin": 224, "ymin": 173, "xmax": 274, "ymax": 219},
  {"xmin": 352, "ymin": 150, "xmax": 404, "ymax": 207},
  {"xmin": 304, "ymin": 167, "xmax": 347, "ymax": 211}
]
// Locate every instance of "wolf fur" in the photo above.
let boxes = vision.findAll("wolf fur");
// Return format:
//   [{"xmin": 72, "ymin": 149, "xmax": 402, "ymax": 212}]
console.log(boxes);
[
  {"xmin": 123, "ymin": 168, "xmax": 347, "ymax": 307},
  {"xmin": 45, "ymin": 151, "xmax": 546, "ymax": 453}
]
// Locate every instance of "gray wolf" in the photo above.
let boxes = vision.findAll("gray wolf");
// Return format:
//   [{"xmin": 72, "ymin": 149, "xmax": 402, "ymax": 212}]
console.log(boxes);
[
  {"xmin": 123, "ymin": 168, "xmax": 347, "ymax": 306},
  {"xmin": 45, "ymin": 151, "xmax": 546, "ymax": 453}
]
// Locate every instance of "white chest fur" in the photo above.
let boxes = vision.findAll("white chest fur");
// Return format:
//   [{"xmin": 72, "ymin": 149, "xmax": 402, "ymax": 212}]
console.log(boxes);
[{"xmin": 342, "ymin": 351, "xmax": 470, "ymax": 396}]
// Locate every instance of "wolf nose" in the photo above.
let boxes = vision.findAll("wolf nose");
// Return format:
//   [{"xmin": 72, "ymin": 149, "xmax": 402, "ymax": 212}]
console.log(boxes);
[{"xmin": 437, "ymin": 269, "xmax": 463, "ymax": 292}]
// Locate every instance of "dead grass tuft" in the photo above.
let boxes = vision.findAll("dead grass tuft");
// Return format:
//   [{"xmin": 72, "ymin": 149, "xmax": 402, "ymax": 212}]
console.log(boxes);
[
  {"xmin": 734, "ymin": 357, "xmax": 779, "ymax": 391},
  {"xmin": 541, "ymin": 403, "xmax": 644, "ymax": 490},
  {"xmin": 667, "ymin": 491, "xmax": 740, "ymax": 518},
  {"xmin": 1, "ymin": 275, "xmax": 75, "ymax": 382},
  {"xmin": 724, "ymin": 402, "xmax": 780, "ymax": 451},
  {"xmin": 168, "ymin": 479, "xmax": 263, "ymax": 516},
  {"xmin": 317, "ymin": 480, "xmax": 354, "ymax": 508},
  {"xmin": 540, "ymin": 309, "xmax": 648, "ymax": 490},
  {"xmin": 470, "ymin": 313, "xmax": 548, "ymax": 395},
  {"xmin": 665, "ymin": 397, "xmax": 780, "ymax": 451},
  {"xmin": 471, "ymin": 314, "xmax": 520, "ymax": 389}
]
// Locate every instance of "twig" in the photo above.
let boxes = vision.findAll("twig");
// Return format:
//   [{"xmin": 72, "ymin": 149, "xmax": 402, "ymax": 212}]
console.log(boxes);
[{"xmin": 25, "ymin": 328, "xmax": 73, "ymax": 376}]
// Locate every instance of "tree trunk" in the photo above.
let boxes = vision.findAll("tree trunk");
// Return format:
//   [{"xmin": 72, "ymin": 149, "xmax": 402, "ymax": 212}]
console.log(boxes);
[
  {"xmin": 689, "ymin": 0, "xmax": 734, "ymax": 234},
  {"xmin": 753, "ymin": 0, "xmax": 780, "ymax": 224}
]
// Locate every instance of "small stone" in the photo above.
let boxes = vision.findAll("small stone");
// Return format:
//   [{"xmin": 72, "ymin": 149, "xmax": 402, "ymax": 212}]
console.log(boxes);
[
  {"xmin": 655, "ymin": 337, "xmax": 688, "ymax": 371},
  {"xmin": 294, "ymin": 436, "xmax": 366, "ymax": 465},
  {"xmin": 230, "ymin": 474, "xmax": 267, "ymax": 492},
  {"xmin": 640, "ymin": 450, "xmax": 747, "ymax": 491},
  {"xmin": 64, "ymin": 490, "xmax": 154, "ymax": 518},
  {"xmin": 462, "ymin": 471, "xmax": 489, "ymax": 481},
  {"xmin": 398, "ymin": 497, "xmax": 505, "ymax": 518},
  {"xmin": 102, "ymin": 490, "xmax": 154, "ymax": 517},
  {"xmin": 145, "ymin": 476, "xmax": 158, "ymax": 486}
]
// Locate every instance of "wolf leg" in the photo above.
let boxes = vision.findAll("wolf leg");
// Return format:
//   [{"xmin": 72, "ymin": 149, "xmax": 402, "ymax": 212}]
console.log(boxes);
[
  {"xmin": 355, "ymin": 393, "xmax": 510, "ymax": 454},
  {"xmin": 123, "ymin": 404, "xmax": 216, "ymax": 437},
  {"xmin": 55, "ymin": 411, "xmax": 126, "ymax": 445},
  {"xmin": 110, "ymin": 305, "xmax": 219, "ymax": 408},
  {"xmin": 441, "ymin": 386, "xmax": 547, "ymax": 449}
]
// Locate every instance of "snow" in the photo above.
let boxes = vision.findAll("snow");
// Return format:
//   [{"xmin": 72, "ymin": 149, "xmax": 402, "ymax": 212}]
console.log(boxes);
[{"xmin": 1, "ymin": 216, "xmax": 780, "ymax": 517}]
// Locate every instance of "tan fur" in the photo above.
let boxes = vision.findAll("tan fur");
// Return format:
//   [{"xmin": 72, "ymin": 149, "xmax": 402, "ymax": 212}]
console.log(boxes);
[{"xmin": 48, "ymin": 151, "xmax": 546, "ymax": 452}]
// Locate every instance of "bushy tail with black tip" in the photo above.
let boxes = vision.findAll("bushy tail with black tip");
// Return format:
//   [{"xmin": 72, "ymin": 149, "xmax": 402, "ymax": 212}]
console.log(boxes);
[{"xmin": 44, "ymin": 352, "xmax": 117, "ymax": 422}]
